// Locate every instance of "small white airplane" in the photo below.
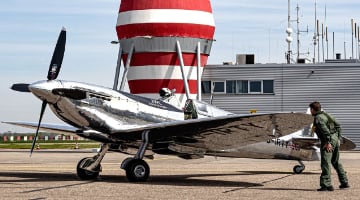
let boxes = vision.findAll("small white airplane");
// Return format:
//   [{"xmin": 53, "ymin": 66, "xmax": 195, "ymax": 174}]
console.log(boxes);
[{"xmin": 4, "ymin": 28, "xmax": 355, "ymax": 182}]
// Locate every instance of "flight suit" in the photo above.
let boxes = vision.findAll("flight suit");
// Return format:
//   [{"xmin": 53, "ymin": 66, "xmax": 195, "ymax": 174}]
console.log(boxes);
[
  {"xmin": 313, "ymin": 111, "xmax": 348, "ymax": 188},
  {"xmin": 184, "ymin": 99, "xmax": 198, "ymax": 120}
]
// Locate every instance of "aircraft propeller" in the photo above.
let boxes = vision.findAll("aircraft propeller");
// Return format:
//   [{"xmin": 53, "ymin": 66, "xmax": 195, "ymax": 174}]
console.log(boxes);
[
  {"xmin": 47, "ymin": 27, "xmax": 66, "ymax": 80},
  {"xmin": 10, "ymin": 83, "xmax": 30, "ymax": 92},
  {"xmin": 11, "ymin": 28, "xmax": 66, "ymax": 156},
  {"xmin": 11, "ymin": 27, "xmax": 66, "ymax": 93}
]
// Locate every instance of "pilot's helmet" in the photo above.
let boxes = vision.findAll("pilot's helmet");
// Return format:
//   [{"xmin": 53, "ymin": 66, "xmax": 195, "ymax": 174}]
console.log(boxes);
[{"xmin": 159, "ymin": 88, "xmax": 172, "ymax": 98}]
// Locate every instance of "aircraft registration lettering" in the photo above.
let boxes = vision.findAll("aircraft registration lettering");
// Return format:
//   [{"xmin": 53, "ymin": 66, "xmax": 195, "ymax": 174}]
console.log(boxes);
[
  {"xmin": 269, "ymin": 138, "xmax": 300, "ymax": 151},
  {"xmin": 149, "ymin": 99, "xmax": 167, "ymax": 109}
]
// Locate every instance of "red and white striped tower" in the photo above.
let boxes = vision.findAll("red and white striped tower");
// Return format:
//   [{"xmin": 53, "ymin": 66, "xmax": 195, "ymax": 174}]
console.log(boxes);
[{"xmin": 115, "ymin": 0, "xmax": 215, "ymax": 106}]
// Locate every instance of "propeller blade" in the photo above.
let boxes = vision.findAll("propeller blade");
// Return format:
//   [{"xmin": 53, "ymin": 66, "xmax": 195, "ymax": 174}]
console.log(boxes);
[
  {"xmin": 30, "ymin": 100, "xmax": 47, "ymax": 157},
  {"xmin": 11, "ymin": 83, "xmax": 30, "ymax": 92},
  {"xmin": 47, "ymin": 27, "xmax": 66, "ymax": 80}
]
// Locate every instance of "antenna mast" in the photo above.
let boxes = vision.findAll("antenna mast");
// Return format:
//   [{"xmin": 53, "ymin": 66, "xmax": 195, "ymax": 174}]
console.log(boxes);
[
  {"xmin": 296, "ymin": 4, "xmax": 300, "ymax": 62},
  {"xmin": 313, "ymin": 0, "xmax": 317, "ymax": 63},
  {"xmin": 351, "ymin": 19, "xmax": 354, "ymax": 59},
  {"xmin": 322, "ymin": 23, "xmax": 325, "ymax": 62},
  {"xmin": 296, "ymin": 4, "xmax": 309, "ymax": 63},
  {"xmin": 286, "ymin": 0, "xmax": 293, "ymax": 64},
  {"xmin": 358, "ymin": 26, "xmax": 360, "ymax": 59}
]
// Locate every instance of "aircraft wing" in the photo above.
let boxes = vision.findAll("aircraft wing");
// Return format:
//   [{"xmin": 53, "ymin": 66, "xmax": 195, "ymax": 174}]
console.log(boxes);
[
  {"xmin": 112, "ymin": 113, "xmax": 314, "ymax": 151},
  {"xmin": 1, "ymin": 121, "xmax": 113, "ymax": 143},
  {"xmin": 2, "ymin": 121, "xmax": 80, "ymax": 134},
  {"xmin": 5, "ymin": 113, "xmax": 313, "ymax": 148}
]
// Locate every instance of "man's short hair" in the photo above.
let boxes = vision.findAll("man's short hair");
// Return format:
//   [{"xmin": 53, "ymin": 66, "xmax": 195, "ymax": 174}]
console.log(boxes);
[{"xmin": 309, "ymin": 101, "xmax": 321, "ymax": 112}]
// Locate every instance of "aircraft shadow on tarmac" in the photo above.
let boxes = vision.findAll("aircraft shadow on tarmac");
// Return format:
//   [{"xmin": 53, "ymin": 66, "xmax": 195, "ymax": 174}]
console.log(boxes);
[
  {"xmin": 0, "ymin": 170, "xmax": 317, "ymax": 190},
  {"xmin": 237, "ymin": 170, "xmax": 318, "ymax": 175},
  {"xmin": 0, "ymin": 171, "xmax": 261, "ymax": 188}
]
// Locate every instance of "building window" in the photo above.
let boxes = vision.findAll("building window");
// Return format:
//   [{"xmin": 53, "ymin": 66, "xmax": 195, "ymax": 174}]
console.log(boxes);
[
  {"xmin": 204, "ymin": 80, "xmax": 274, "ymax": 95},
  {"xmin": 236, "ymin": 80, "xmax": 248, "ymax": 94},
  {"xmin": 249, "ymin": 81, "xmax": 262, "ymax": 93},
  {"xmin": 201, "ymin": 81, "xmax": 211, "ymax": 93},
  {"xmin": 227, "ymin": 80, "xmax": 248, "ymax": 94},
  {"xmin": 263, "ymin": 80, "xmax": 274, "ymax": 94},
  {"xmin": 226, "ymin": 80, "xmax": 236, "ymax": 93},
  {"xmin": 213, "ymin": 81, "xmax": 225, "ymax": 93}
]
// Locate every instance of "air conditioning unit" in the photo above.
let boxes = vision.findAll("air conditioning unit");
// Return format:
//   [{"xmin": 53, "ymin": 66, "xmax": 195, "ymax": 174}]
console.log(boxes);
[{"xmin": 236, "ymin": 54, "xmax": 255, "ymax": 65}]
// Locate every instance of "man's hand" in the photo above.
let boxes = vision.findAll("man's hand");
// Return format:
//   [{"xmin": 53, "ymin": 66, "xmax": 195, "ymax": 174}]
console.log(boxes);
[{"xmin": 323, "ymin": 143, "xmax": 333, "ymax": 152}]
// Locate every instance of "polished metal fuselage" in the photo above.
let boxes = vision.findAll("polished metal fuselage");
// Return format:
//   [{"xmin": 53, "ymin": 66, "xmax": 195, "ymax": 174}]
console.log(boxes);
[
  {"xmin": 30, "ymin": 80, "xmax": 182, "ymax": 133},
  {"xmin": 28, "ymin": 80, "xmax": 319, "ymax": 161},
  {"xmin": 29, "ymin": 80, "xmax": 231, "ymax": 134}
]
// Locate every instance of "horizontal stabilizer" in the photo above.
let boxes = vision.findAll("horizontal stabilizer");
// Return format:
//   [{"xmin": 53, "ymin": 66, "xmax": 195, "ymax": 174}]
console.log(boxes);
[
  {"xmin": 292, "ymin": 136, "xmax": 356, "ymax": 151},
  {"xmin": 340, "ymin": 136, "xmax": 357, "ymax": 150}
]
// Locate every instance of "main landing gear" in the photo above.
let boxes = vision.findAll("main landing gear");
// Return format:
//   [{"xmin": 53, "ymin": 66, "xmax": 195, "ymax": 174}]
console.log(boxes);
[
  {"xmin": 293, "ymin": 160, "xmax": 305, "ymax": 174},
  {"xmin": 76, "ymin": 130, "xmax": 151, "ymax": 182},
  {"xmin": 77, "ymin": 143, "xmax": 109, "ymax": 180},
  {"xmin": 121, "ymin": 130, "xmax": 150, "ymax": 182}
]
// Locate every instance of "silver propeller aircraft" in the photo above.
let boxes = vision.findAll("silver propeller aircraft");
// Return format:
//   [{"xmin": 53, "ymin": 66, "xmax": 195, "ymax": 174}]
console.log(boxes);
[{"xmin": 4, "ymin": 28, "xmax": 355, "ymax": 182}]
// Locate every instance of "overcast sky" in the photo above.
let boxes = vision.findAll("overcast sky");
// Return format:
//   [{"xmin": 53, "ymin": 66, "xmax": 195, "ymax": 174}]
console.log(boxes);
[{"xmin": 1, "ymin": 0, "xmax": 359, "ymax": 133}]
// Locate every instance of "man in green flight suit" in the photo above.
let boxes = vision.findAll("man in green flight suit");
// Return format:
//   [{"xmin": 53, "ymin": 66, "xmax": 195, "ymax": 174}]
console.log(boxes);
[{"xmin": 309, "ymin": 101, "xmax": 350, "ymax": 191}]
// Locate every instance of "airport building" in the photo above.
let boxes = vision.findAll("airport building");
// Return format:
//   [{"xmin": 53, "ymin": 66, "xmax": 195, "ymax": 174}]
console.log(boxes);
[{"xmin": 202, "ymin": 57, "xmax": 360, "ymax": 150}]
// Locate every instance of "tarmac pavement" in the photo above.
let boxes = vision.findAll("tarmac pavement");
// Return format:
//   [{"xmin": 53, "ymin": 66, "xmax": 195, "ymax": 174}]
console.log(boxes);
[{"xmin": 0, "ymin": 150, "xmax": 358, "ymax": 199}]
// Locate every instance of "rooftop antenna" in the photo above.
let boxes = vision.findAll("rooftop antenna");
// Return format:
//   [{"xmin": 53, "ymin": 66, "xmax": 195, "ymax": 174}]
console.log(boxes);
[
  {"xmin": 358, "ymin": 26, "xmax": 360, "ymax": 59},
  {"xmin": 296, "ymin": 4, "xmax": 300, "ymax": 62},
  {"xmin": 312, "ymin": 0, "xmax": 317, "ymax": 63},
  {"xmin": 333, "ymin": 31, "xmax": 335, "ymax": 59},
  {"xmin": 286, "ymin": 0, "xmax": 293, "ymax": 64},
  {"xmin": 322, "ymin": 23, "xmax": 325, "ymax": 62},
  {"xmin": 344, "ymin": 22, "xmax": 347, "ymax": 59},
  {"xmin": 326, "ymin": 26, "xmax": 329, "ymax": 60},
  {"xmin": 322, "ymin": 5, "xmax": 326, "ymax": 62},
  {"xmin": 295, "ymin": 4, "xmax": 309, "ymax": 63},
  {"xmin": 355, "ymin": 22, "xmax": 358, "ymax": 59},
  {"xmin": 317, "ymin": 19, "xmax": 320, "ymax": 63},
  {"xmin": 351, "ymin": 19, "xmax": 354, "ymax": 59}
]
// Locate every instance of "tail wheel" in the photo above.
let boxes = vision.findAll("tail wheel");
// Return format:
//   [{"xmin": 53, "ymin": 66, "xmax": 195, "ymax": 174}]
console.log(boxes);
[
  {"xmin": 293, "ymin": 165, "xmax": 305, "ymax": 174},
  {"xmin": 77, "ymin": 157, "xmax": 101, "ymax": 180},
  {"xmin": 125, "ymin": 159, "xmax": 150, "ymax": 182}
]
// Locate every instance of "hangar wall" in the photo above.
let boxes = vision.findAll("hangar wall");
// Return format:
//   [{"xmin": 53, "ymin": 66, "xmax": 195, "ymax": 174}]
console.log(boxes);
[{"xmin": 202, "ymin": 63, "xmax": 360, "ymax": 150}]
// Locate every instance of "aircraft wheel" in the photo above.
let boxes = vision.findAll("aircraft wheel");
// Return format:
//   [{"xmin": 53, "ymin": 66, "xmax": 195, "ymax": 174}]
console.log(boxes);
[
  {"xmin": 293, "ymin": 165, "xmax": 305, "ymax": 174},
  {"xmin": 77, "ymin": 157, "xmax": 101, "ymax": 180},
  {"xmin": 125, "ymin": 159, "xmax": 150, "ymax": 182}
]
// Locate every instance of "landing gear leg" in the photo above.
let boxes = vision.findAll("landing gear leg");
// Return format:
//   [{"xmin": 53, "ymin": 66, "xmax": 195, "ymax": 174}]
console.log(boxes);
[
  {"xmin": 121, "ymin": 130, "xmax": 150, "ymax": 182},
  {"xmin": 293, "ymin": 160, "xmax": 305, "ymax": 174},
  {"xmin": 77, "ymin": 143, "xmax": 110, "ymax": 180}
]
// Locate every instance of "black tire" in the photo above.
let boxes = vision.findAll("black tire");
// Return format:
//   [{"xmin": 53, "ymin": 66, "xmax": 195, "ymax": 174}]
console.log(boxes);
[
  {"xmin": 77, "ymin": 157, "xmax": 101, "ymax": 180},
  {"xmin": 293, "ymin": 165, "xmax": 304, "ymax": 174},
  {"xmin": 125, "ymin": 159, "xmax": 150, "ymax": 182}
]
